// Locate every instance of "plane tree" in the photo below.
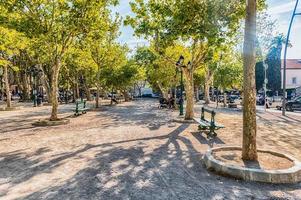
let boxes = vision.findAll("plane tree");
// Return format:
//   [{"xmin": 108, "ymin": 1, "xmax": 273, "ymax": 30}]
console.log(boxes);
[
  {"xmin": 126, "ymin": 0, "xmax": 246, "ymax": 120},
  {"xmin": 0, "ymin": 26, "xmax": 28, "ymax": 108},
  {"xmin": 0, "ymin": 0, "xmax": 118, "ymax": 120}
]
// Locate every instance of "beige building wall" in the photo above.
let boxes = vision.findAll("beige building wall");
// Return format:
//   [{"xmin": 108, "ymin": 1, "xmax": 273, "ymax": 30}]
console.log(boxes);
[{"xmin": 281, "ymin": 69, "xmax": 301, "ymax": 89}]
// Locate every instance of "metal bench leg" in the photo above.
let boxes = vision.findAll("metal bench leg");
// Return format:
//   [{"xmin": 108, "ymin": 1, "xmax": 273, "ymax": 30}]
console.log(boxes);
[
  {"xmin": 212, "ymin": 131, "xmax": 217, "ymax": 137},
  {"xmin": 208, "ymin": 128, "xmax": 217, "ymax": 138}
]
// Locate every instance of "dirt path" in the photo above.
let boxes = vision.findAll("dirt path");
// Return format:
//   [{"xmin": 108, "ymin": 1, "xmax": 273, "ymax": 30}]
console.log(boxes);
[{"xmin": 0, "ymin": 100, "xmax": 300, "ymax": 200}]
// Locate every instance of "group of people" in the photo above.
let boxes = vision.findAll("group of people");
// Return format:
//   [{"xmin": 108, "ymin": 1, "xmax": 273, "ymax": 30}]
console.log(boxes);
[{"xmin": 159, "ymin": 95, "xmax": 176, "ymax": 109}]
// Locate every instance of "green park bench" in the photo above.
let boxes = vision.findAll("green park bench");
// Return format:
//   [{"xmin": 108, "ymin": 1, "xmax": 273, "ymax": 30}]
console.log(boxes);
[
  {"xmin": 193, "ymin": 107, "xmax": 224, "ymax": 138},
  {"xmin": 74, "ymin": 99, "xmax": 88, "ymax": 116}
]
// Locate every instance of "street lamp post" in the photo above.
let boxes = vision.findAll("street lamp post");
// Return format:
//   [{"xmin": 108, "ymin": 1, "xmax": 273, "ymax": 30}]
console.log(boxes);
[
  {"xmin": 179, "ymin": 67, "xmax": 184, "ymax": 116},
  {"xmin": 176, "ymin": 55, "xmax": 185, "ymax": 116},
  {"xmin": 263, "ymin": 62, "xmax": 268, "ymax": 112}
]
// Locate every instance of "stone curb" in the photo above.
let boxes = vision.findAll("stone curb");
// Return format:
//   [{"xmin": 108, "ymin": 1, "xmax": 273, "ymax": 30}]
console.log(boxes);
[
  {"xmin": 172, "ymin": 116, "xmax": 196, "ymax": 124},
  {"xmin": 32, "ymin": 119, "xmax": 70, "ymax": 127},
  {"xmin": 0, "ymin": 106, "xmax": 21, "ymax": 111},
  {"xmin": 203, "ymin": 146, "xmax": 301, "ymax": 184}
]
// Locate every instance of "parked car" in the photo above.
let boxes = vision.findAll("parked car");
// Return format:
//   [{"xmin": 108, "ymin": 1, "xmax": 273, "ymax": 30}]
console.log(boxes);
[
  {"xmin": 217, "ymin": 95, "xmax": 225, "ymax": 103},
  {"xmin": 285, "ymin": 96, "xmax": 301, "ymax": 112}
]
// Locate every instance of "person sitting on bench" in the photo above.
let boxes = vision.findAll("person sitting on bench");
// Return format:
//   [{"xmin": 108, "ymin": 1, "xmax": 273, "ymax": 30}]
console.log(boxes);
[
  {"xmin": 159, "ymin": 97, "xmax": 168, "ymax": 108},
  {"xmin": 111, "ymin": 95, "xmax": 118, "ymax": 104},
  {"xmin": 168, "ymin": 96, "xmax": 175, "ymax": 109}
]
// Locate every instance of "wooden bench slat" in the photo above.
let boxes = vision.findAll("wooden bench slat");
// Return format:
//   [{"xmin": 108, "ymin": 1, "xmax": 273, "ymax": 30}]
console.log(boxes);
[
  {"xmin": 203, "ymin": 108, "xmax": 215, "ymax": 114},
  {"xmin": 193, "ymin": 118, "xmax": 211, "ymax": 127},
  {"xmin": 214, "ymin": 123, "xmax": 224, "ymax": 128}
]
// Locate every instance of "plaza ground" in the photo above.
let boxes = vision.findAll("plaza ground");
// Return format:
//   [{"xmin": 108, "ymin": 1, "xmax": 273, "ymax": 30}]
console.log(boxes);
[{"xmin": 0, "ymin": 99, "xmax": 301, "ymax": 200}]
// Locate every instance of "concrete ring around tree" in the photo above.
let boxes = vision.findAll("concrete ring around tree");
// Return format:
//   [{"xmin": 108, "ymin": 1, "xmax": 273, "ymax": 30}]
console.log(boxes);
[
  {"xmin": 172, "ymin": 116, "xmax": 195, "ymax": 124},
  {"xmin": 32, "ymin": 118, "xmax": 70, "ymax": 127},
  {"xmin": 203, "ymin": 146, "xmax": 301, "ymax": 184},
  {"xmin": 0, "ymin": 106, "xmax": 21, "ymax": 111}
]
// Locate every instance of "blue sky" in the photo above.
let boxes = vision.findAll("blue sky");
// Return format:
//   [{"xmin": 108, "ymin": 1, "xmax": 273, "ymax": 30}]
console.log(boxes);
[{"xmin": 113, "ymin": 0, "xmax": 301, "ymax": 59}]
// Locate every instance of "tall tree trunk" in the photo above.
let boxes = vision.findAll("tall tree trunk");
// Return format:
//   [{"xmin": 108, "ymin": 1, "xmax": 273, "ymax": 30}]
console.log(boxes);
[
  {"xmin": 95, "ymin": 84, "xmax": 100, "ymax": 108},
  {"xmin": 184, "ymin": 69, "xmax": 194, "ymax": 120},
  {"xmin": 84, "ymin": 83, "xmax": 91, "ymax": 101},
  {"xmin": 223, "ymin": 90, "xmax": 227, "ymax": 107},
  {"xmin": 173, "ymin": 87, "xmax": 177, "ymax": 109},
  {"xmin": 242, "ymin": 0, "xmax": 258, "ymax": 161},
  {"xmin": 211, "ymin": 84, "xmax": 215, "ymax": 102},
  {"xmin": 46, "ymin": 87, "xmax": 52, "ymax": 103},
  {"xmin": 20, "ymin": 71, "xmax": 31, "ymax": 101},
  {"xmin": 204, "ymin": 68, "xmax": 214, "ymax": 104},
  {"xmin": 122, "ymin": 90, "xmax": 130, "ymax": 102},
  {"xmin": 4, "ymin": 66, "xmax": 11, "ymax": 108},
  {"xmin": 204, "ymin": 81, "xmax": 210, "ymax": 104},
  {"xmin": 75, "ymin": 82, "xmax": 80, "ymax": 99},
  {"xmin": 50, "ymin": 59, "xmax": 61, "ymax": 121},
  {"xmin": 157, "ymin": 83, "xmax": 168, "ymax": 99},
  {"xmin": 195, "ymin": 85, "xmax": 200, "ymax": 102},
  {"xmin": 43, "ymin": 76, "xmax": 52, "ymax": 104}
]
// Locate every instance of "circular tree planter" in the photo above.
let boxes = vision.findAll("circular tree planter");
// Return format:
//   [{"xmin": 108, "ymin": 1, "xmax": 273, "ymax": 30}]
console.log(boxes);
[
  {"xmin": 203, "ymin": 146, "xmax": 301, "ymax": 184},
  {"xmin": 32, "ymin": 118, "xmax": 70, "ymax": 127},
  {"xmin": 0, "ymin": 106, "xmax": 21, "ymax": 111},
  {"xmin": 173, "ymin": 116, "xmax": 195, "ymax": 124}
]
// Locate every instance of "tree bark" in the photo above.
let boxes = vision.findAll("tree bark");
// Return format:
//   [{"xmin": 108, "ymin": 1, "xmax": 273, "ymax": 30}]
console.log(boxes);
[
  {"xmin": 43, "ymin": 75, "xmax": 52, "ymax": 104},
  {"xmin": 122, "ymin": 90, "xmax": 130, "ymax": 102},
  {"xmin": 75, "ymin": 82, "xmax": 80, "ymax": 99},
  {"xmin": 4, "ymin": 66, "xmax": 11, "ymax": 108},
  {"xmin": 157, "ymin": 83, "xmax": 168, "ymax": 99},
  {"xmin": 95, "ymin": 84, "xmax": 100, "ymax": 108},
  {"xmin": 184, "ymin": 69, "xmax": 194, "ymax": 120},
  {"xmin": 195, "ymin": 85, "xmax": 200, "ymax": 102},
  {"xmin": 20, "ymin": 71, "xmax": 31, "ymax": 101},
  {"xmin": 223, "ymin": 91, "xmax": 227, "ymax": 107},
  {"xmin": 242, "ymin": 0, "xmax": 258, "ymax": 161},
  {"xmin": 173, "ymin": 87, "xmax": 177, "ymax": 109},
  {"xmin": 50, "ymin": 59, "xmax": 61, "ymax": 121},
  {"xmin": 84, "ymin": 83, "xmax": 91, "ymax": 101},
  {"xmin": 204, "ymin": 81, "xmax": 210, "ymax": 104}
]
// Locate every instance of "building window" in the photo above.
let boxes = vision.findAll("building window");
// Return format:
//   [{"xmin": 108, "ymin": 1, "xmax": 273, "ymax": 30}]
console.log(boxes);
[{"xmin": 292, "ymin": 77, "xmax": 297, "ymax": 85}]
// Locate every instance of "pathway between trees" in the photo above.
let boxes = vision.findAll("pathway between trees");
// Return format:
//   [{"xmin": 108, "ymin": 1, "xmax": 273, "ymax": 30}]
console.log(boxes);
[{"xmin": 0, "ymin": 99, "xmax": 300, "ymax": 199}]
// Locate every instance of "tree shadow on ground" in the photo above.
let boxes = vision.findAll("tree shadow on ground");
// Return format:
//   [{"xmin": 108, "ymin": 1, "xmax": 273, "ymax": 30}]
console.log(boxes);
[
  {"xmin": 191, "ymin": 132, "xmax": 225, "ymax": 148},
  {"xmin": 94, "ymin": 101, "xmax": 175, "ymax": 131},
  {"xmin": 1, "ymin": 100, "xmax": 300, "ymax": 199},
  {"xmin": 0, "ymin": 124, "xmax": 297, "ymax": 200},
  {"xmin": 255, "ymin": 112, "xmax": 301, "ymax": 159},
  {"xmin": 0, "ymin": 106, "xmax": 75, "ymax": 134}
]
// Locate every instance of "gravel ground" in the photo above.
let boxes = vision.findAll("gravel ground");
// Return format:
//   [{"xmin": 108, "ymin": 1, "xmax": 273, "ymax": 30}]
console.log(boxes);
[{"xmin": 0, "ymin": 99, "xmax": 300, "ymax": 200}]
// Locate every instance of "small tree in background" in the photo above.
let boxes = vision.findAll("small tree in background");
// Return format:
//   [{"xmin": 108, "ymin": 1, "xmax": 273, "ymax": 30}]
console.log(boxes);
[{"xmin": 266, "ymin": 35, "xmax": 286, "ymax": 94}]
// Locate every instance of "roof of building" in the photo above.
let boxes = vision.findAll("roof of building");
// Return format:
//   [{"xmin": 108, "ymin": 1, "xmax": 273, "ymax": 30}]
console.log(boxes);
[{"xmin": 282, "ymin": 59, "xmax": 301, "ymax": 69}]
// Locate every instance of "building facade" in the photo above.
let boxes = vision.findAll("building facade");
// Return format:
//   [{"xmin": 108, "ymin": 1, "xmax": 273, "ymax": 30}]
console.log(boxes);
[{"xmin": 281, "ymin": 59, "xmax": 301, "ymax": 89}]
